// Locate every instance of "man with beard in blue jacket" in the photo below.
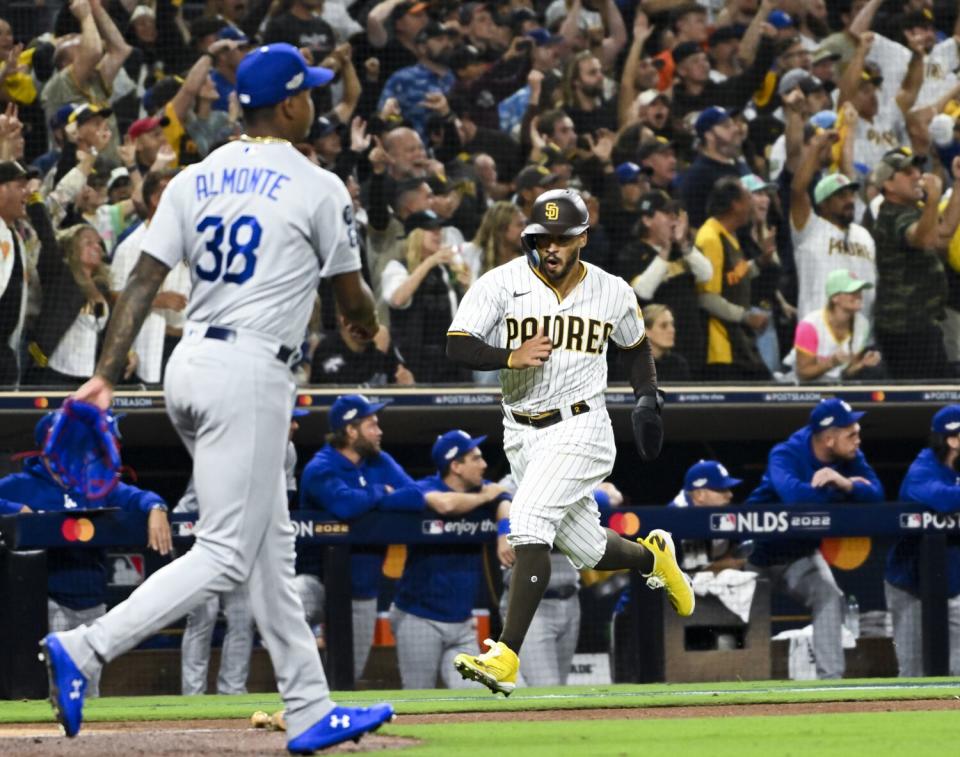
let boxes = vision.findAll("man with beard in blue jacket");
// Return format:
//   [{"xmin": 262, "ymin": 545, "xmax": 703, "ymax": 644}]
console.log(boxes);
[
  {"xmin": 885, "ymin": 405, "xmax": 960, "ymax": 677},
  {"xmin": 746, "ymin": 398, "xmax": 884, "ymax": 679},
  {"xmin": 0, "ymin": 413, "xmax": 171, "ymax": 696}
]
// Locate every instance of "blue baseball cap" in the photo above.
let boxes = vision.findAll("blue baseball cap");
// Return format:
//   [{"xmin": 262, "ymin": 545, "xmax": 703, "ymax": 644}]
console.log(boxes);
[
  {"xmin": 615, "ymin": 161, "xmax": 643, "ymax": 184},
  {"xmin": 51, "ymin": 103, "xmax": 76, "ymax": 130},
  {"xmin": 809, "ymin": 110, "xmax": 838, "ymax": 130},
  {"xmin": 684, "ymin": 460, "xmax": 742, "ymax": 491},
  {"xmin": 292, "ymin": 408, "xmax": 310, "ymax": 419},
  {"xmin": 432, "ymin": 430, "xmax": 487, "ymax": 472},
  {"xmin": 526, "ymin": 28, "xmax": 563, "ymax": 47},
  {"xmin": 328, "ymin": 394, "xmax": 391, "ymax": 431},
  {"xmin": 768, "ymin": 10, "xmax": 794, "ymax": 29},
  {"xmin": 694, "ymin": 106, "xmax": 731, "ymax": 138},
  {"xmin": 236, "ymin": 43, "xmax": 335, "ymax": 109},
  {"xmin": 932, "ymin": 405, "xmax": 960, "ymax": 435},
  {"xmin": 217, "ymin": 26, "xmax": 250, "ymax": 44},
  {"xmin": 808, "ymin": 398, "xmax": 865, "ymax": 431}
]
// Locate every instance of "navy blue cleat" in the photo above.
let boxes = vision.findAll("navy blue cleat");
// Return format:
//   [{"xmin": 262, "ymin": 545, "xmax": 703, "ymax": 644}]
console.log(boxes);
[
  {"xmin": 38, "ymin": 634, "xmax": 87, "ymax": 738},
  {"xmin": 287, "ymin": 704, "xmax": 395, "ymax": 754}
]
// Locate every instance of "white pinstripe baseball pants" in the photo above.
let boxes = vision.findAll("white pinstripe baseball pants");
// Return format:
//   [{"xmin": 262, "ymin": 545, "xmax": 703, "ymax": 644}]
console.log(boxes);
[{"xmin": 503, "ymin": 403, "xmax": 613, "ymax": 569}]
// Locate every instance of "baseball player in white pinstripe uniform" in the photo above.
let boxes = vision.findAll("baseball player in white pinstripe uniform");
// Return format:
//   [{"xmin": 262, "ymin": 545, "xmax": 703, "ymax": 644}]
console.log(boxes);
[{"xmin": 447, "ymin": 188, "xmax": 695, "ymax": 695}]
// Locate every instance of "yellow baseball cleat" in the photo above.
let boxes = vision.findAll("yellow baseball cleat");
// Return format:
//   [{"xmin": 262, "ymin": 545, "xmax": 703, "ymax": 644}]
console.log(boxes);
[
  {"xmin": 639, "ymin": 529, "xmax": 695, "ymax": 616},
  {"xmin": 453, "ymin": 639, "xmax": 519, "ymax": 696}
]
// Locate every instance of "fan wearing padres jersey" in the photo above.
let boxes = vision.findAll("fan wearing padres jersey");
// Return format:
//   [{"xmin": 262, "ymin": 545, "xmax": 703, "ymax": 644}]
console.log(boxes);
[
  {"xmin": 791, "ymin": 129, "xmax": 876, "ymax": 323},
  {"xmin": 40, "ymin": 44, "xmax": 394, "ymax": 752},
  {"xmin": 446, "ymin": 189, "xmax": 695, "ymax": 695}
]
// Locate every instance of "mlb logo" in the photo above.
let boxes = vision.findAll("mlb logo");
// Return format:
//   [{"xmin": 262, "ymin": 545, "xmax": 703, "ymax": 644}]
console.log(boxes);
[
  {"xmin": 710, "ymin": 513, "xmax": 737, "ymax": 532},
  {"xmin": 422, "ymin": 520, "xmax": 444, "ymax": 535},
  {"xmin": 900, "ymin": 513, "xmax": 923, "ymax": 529},
  {"xmin": 176, "ymin": 521, "xmax": 196, "ymax": 537},
  {"xmin": 107, "ymin": 554, "xmax": 145, "ymax": 586}
]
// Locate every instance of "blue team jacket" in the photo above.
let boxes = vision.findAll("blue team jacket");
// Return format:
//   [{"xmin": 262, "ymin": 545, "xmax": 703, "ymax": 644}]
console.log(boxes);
[
  {"xmin": 746, "ymin": 427, "xmax": 884, "ymax": 566},
  {"xmin": 393, "ymin": 474, "xmax": 509, "ymax": 624},
  {"xmin": 0, "ymin": 457, "xmax": 166, "ymax": 609},
  {"xmin": 886, "ymin": 448, "xmax": 960, "ymax": 597},
  {"xmin": 299, "ymin": 444, "xmax": 425, "ymax": 599}
]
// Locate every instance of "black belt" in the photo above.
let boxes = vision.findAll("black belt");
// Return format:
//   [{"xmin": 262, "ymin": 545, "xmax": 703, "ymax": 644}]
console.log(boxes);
[
  {"xmin": 203, "ymin": 326, "xmax": 296, "ymax": 364},
  {"xmin": 543, "ymin": 586, "xmax": 578, "ymax": 600},
  {"xmin": 509, "ymin": 401, "xmax": 590, "ymax": 429}
]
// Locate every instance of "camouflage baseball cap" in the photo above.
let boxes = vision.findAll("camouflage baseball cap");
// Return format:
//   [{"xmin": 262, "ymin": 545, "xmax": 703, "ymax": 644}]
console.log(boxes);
[{"xmin": 871, "ymin": 148, "xmax": 924, "ymax": 185}]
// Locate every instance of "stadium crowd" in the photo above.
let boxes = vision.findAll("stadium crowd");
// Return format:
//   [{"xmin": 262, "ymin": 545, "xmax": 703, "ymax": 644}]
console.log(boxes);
[{"xmin": 4, "ymin": 0, "xmax": 960, "ymax": 389}]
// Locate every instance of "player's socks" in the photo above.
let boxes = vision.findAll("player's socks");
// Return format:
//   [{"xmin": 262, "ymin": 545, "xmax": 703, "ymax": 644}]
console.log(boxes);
[
  {"xmin": 593, "ymin": 528, "xmax": 654, "ymax": 572},
  {"xmin": 499, "ymin": 543, "xmax": 551, "ymax": 652}
]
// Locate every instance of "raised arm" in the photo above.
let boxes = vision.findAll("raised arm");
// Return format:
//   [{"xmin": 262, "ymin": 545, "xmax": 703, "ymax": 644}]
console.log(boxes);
[
  {"xmin": 69, "ymin": 0, "xmax": 104, "ymax": 90},
  {"xmin": 896, "ymin": 29, "xmax": 927, "ymax": 117},
  {"xmin": 91, "ymin": 0, "xmax": 132, "ymax": 88},
  {"xmin": 597, "ymin": 0, "xmax": 628, "ymax": 69},
  {"xmin": 330, "ymin": 45, "xmax": 361, "ymax": 125},
  {"xmin": 168, "ymin": 55, "xmax": 214, "ymax": 123},
  {"xmin": 737, "ymin": 0, "xmax": 774, "ymax": 67},
  {"xmin": 791, "ymin": 128, "xmax": 836, "ymax": 231},
  {"xmin": 848, "ymin": 0, "xmax": 883, "ymax": 39},
  {"xmin": 367, "ymin": 0, "xmax": 406, "ymax": 49},
  {"xmin": 618, "ymin": 12, "xmax": 654, "ymax": 128},
  {"xmin": 837, "ymin": 32, "xmax": 873, "ymax": 109},
  {"xmin": 906, "ymin": 173, "xmax": 943, "ymax": 249}
]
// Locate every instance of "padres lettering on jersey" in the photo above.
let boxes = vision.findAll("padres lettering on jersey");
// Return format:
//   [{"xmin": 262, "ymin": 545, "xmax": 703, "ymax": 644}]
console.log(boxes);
[
  {"xmin": 449, "ymin": 257, "xmax": 644, "ymax": 412},
  {"xmin": 141, "ymin": 137, "xmax": 361, "ymax": 347},
  {"xmin": 792, "ymin": 214, "xmax": 876, "ymax": 323}
]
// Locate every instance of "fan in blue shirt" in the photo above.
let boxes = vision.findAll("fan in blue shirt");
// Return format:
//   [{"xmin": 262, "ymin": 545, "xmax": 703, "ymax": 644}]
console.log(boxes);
[
  {"xmin": 392, "ymin": 429, "xmax": 511, "ymax": 689},
  {"xmin": 745, "ymin": 398, "xmax": 883, "ymax": 679},
  {"xmin": 884, "ymin": 405, "xmax": 960, "ymax": 677}
]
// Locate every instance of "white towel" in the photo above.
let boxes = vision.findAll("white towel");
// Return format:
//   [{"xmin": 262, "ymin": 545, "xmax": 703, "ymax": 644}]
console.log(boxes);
[{"xmin": 691, "ymin": 569, "xmax": 758, "ymax": 623}]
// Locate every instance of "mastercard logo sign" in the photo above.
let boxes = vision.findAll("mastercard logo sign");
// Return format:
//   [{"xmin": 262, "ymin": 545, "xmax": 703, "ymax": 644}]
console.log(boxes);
[
  {"xmin": 61, "ymin": 518, "xmax": 95, "ymax": 542},
  {"xmin": 609, "ymin": 511, "xmax": 641, "ymax": 537}
]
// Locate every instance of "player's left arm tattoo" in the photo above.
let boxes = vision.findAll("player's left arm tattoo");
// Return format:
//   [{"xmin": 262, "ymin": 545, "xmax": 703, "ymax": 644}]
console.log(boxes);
[{"xmin": 96, "ymin": 254, "xmax": 171, "ymax": 385}]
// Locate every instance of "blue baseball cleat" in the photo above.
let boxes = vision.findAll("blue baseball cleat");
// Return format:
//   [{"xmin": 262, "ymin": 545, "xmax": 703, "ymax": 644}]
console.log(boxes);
[
  {"xmin": 38, "ymin": 634, "xmax": 87, "ymax": 738},
  {"xmin": 287, "ymin": 703, "xmax": 395, "ymax": 754}
]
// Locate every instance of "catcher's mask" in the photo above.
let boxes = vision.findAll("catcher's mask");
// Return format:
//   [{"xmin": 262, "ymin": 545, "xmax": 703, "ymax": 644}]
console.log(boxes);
[{"xmin": 520, "ymin": 189, "xmax": 590, "ymax": 267}]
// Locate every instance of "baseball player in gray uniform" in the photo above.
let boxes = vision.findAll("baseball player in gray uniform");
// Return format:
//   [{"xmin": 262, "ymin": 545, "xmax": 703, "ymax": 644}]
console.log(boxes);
[
  {"xmin": 40, "ymin": 44, "xmax": 394, "ymax": 752},
  {"xmin": 448, "ymin": 188, "xmax": 695, "ymax": 695},
  {"xmin": 175, "ymin": 479, "xmax": 255, "ymax": 696}
]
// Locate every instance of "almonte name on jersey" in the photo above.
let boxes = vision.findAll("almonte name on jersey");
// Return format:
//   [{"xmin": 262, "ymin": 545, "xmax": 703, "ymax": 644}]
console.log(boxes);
[{"xmin": 193, "ymin": 166, "xmax": 292, "ymax": 203}]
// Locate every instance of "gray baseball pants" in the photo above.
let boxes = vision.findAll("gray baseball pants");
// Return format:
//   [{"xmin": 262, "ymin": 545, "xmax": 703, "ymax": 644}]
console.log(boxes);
[
  {"xmin": 751, "ymin": 551, "xmax": 845, "ymax": 679},
  {"xmin": 48, "ymin": 600, "xmax": 105, "ymax": 697},
  {"xmin": 180, "ymin": 585, "xmax": 255, "ymax": 695},
  {"xmin": 53, "ymin": 336, "xmax": 333, "ymax": 739},
  {"xmin": 499, "ymin": 595, "xmax": 580, "ymax": 686},
  {"xmin": 391, "ymin": 608, "xmax": 478, "ymax": 689},
  {"xmin": 884, "ymin": 581, "xmax": 960, "ymax": 676}
]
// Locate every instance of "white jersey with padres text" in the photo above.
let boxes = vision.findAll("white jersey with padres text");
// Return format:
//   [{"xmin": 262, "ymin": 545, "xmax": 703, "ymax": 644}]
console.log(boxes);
[
  {"xmin": 141, "ymin": 138, "xmax": 361, "ymax": 347},
  {"xmin": 791, "ymin": 213, "xmax": 876, "ymax": 324},
  {"xmin": 448, "ymin": 256, "xmax": 644, "ymax": 412}
]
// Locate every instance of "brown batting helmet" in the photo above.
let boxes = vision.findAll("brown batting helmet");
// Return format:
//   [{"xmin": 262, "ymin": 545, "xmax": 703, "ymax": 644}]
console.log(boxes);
[{"xmin": 520, "ymin": 188, "xmax": 590, "ymax": 265}]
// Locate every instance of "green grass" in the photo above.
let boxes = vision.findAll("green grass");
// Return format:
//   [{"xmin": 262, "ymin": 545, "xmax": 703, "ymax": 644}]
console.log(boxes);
[
  {"xmin": 381, "ymin": 712, "xmax": 960, "ymax": 757},
  {"xmin": 2, "ymin": 679, "xmax": 960, "ymax": 724}
]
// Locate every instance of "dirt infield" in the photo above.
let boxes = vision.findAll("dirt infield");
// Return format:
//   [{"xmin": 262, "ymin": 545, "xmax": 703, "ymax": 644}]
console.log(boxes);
[{"xmin": 1, "ymin": 699, "xmax": 957, "ymax": 755}]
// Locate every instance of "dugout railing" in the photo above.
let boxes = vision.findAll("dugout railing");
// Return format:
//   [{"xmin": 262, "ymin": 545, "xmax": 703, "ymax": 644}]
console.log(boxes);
[{"xmin": 0, "ymin": 503, "xmax": 954, "ymax": 698}]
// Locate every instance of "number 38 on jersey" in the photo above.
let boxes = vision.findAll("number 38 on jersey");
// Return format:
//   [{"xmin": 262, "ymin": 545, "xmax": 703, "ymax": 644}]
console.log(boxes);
[{"xmin": 195, "ymin": 214, "xmax": 263, "ymax": 285}]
